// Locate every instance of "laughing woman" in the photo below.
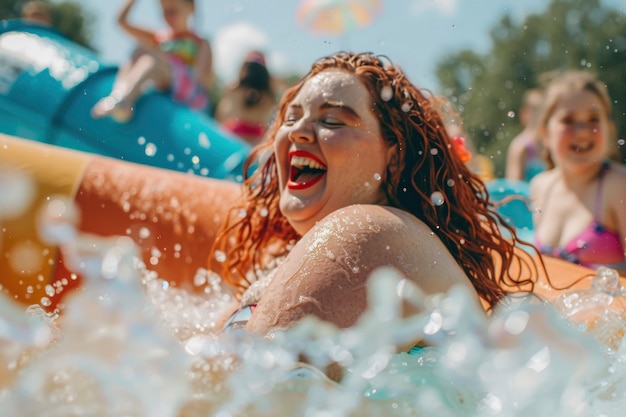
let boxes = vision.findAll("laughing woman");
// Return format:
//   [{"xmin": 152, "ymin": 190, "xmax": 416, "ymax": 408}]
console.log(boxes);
[{"xmin": 213, "ymin": 52, "xmax": 538, "ymax": 338}]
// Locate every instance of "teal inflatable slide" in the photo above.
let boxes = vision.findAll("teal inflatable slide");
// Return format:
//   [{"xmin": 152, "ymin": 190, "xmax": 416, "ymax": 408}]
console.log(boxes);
[{"xmin": 0, "ymin": 19, "xmax": 250, "ymax": 181}]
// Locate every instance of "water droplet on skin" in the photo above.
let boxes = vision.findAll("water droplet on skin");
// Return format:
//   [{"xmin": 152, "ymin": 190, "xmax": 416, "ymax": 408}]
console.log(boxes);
[
  {"xmin": 507, "ymin": 111, "xmax": 515, "ymax": 118},
  {"xmin": 40, "ymin": 297, "xmax": 51, "ymax": 307},
  {"xmin": 373, "ymin": 173, "xmax": 382, "ymax": 181},
  {"xmin": 430, "ymin": 191, "xmax": 445, "ymax": 206}
]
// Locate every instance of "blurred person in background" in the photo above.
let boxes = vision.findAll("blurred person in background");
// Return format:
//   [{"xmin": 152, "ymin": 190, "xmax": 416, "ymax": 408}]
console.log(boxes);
[
  {"xmin": 91, "ymin": 0, "xmax": 213, "ymax": 123},
  {"xmin": 215, "ymin": 51, "xmax": 277, "ymax": 146},
  {"xmin": 530, "ymin": 71, "xmax": 626, "ymax": 274},
  {"xmin": 20, "ymin": 0, "xmax": 52, "ymax": 25},
  {"xmin": 506, "ymin": 88, "xmax": 545, "ymax": 181}
]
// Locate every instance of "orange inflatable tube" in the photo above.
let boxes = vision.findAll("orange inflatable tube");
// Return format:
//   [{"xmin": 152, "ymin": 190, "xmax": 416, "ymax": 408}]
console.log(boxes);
[
  {"xmin": 1, "ymin": 133, "xmax": 624, "ymax": 313},
  {"xmin": 0, "ymin": 134, "xmax": 241, "ymax": 311}
]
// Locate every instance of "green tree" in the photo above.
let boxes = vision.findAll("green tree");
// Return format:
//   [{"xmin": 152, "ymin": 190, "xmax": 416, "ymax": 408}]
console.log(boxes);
[
  {"xmin": 0, "ymin": 0, "xmax": 95, "ymax": 49},
  {"xmin": 436, "ymin": 0, "xmax": 626, "ymax": 176}
]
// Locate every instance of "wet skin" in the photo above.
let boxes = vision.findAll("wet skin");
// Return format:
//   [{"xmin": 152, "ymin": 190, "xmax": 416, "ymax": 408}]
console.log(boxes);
[{"xmin": 246, "ymin": 70, "xmax": 477, "ymax": 340}]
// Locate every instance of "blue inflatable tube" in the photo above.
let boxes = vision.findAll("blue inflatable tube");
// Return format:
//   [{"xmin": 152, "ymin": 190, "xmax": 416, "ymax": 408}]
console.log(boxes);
[
  {"xmin": 485, "ymin": 178, "xmax": 535, "ymax": 243},
  {"xmin": 0, "ymin": 19, "xmax": 250, "ymax": 181}
]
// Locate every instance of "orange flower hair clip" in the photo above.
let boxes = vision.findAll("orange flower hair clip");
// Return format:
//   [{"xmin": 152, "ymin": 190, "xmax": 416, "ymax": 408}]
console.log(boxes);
[{"xmin": 450, "ymin": 136, "xmax": 472, "ymax": 163}]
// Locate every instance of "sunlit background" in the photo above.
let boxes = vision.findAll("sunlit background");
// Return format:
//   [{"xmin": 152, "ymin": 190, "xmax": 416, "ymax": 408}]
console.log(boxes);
[
  {"xmin": 87, "ymin": 0, "xmax": 626, "ymax": 174},
  {"xmin": 2, "ymin": 0, "xmax": 625, "ymax": 172}
]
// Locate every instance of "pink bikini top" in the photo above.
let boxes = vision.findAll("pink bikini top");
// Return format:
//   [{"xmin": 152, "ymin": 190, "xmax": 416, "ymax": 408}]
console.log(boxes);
[{"xmin": 535, "ymin": 163, "xmax": 626, "ymax": 270}]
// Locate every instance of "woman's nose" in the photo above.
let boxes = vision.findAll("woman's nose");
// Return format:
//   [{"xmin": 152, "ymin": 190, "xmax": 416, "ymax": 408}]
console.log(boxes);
[{"xmin": 287, "ymin": 120, "xmax": 316, "ymax": 143}]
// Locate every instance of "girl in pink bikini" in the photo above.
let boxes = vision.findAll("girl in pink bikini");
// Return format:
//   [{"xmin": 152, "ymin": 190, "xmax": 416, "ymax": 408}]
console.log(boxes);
[
  {"xmin": 530, "ymin": 71, "xmax": 626, "ymax": 274},
  {"xmin": 91, "ymin": 0, "xmax": 213, "ymax": 122}
]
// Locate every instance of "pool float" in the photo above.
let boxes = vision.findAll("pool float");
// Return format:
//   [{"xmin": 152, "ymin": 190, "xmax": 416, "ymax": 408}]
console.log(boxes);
[
  {"xmin": 486, "ymin": 178, "xmax": 534, "ymax": 243},
  {"xmin": 0, "ymin": 133, "xmax": 241, "ymax": 311},
  {"xmin": 1, "ymin": 134, "xmax": 625, "ymax": 313},
  {"xmin": 0, "ymin": 19, "xmax": 250, "ymax": 180}
]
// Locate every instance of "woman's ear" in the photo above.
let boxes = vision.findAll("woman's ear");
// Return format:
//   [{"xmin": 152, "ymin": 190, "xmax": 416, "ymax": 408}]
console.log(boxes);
[{"xmin": 386, "ymin": 144, "xmax": 399, "ymax": 177}]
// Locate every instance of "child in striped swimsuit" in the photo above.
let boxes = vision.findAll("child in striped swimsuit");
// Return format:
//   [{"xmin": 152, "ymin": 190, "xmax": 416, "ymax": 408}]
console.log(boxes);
[{"xmin": 91, "ymin": 0, "xmax": 213, "ymax": 122}]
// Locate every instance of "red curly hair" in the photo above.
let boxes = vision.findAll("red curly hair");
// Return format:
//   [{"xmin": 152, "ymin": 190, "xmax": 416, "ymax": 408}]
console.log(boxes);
[{"xmin": 212, "ymin": 52, "xmax": 539, "ymax": 309}]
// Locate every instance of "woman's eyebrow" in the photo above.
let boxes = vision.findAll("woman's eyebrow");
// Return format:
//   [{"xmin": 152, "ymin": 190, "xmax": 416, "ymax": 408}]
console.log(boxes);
[{"xmin": 321, "ymin": 101, "xmax": 360, "ymax": 119}]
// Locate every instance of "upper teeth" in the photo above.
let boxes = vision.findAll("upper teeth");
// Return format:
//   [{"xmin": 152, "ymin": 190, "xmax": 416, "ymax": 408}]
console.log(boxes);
[{"xmin": 291, "ymin": 156, "xmax": 325, "ymax": 170}]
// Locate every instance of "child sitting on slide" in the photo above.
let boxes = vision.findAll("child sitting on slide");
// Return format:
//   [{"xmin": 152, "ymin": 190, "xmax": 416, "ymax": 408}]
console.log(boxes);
[{"xmin": 91, "ymin": 0, "xmax": 213, "ymax": 123}]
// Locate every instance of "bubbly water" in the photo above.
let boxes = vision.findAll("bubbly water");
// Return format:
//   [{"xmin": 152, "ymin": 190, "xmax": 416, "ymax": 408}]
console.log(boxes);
[{"xmin": 2, "ymin": 167, "xmax": 626, "ymax": 417}]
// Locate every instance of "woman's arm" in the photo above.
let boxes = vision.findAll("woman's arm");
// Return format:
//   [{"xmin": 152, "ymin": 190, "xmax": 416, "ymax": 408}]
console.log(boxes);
[
  {"xmin": 117, "ymin": 0, "xmax": 158, "ymax": 49},
  {"xmin": 245, "ymin": 205, "xmax": 476, "ymax": 336}
]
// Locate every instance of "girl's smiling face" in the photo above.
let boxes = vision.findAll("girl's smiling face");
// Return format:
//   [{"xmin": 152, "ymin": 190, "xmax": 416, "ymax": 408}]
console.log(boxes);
[
  {"xmin": 544, "ymin": 89, "xmax": 611, "ymax": 168},
  {"xmin": 273, "ymin": 70, "xmax": 397, "ymax": 235}
]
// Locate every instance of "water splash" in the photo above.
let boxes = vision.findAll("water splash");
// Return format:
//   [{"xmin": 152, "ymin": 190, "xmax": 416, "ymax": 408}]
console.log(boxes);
[{"xmin": 2, "ymin": 169, "xmax": 626, "ymax": 416}]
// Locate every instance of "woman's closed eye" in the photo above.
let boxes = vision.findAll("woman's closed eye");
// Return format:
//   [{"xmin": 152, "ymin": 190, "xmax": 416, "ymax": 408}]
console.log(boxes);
[
  {"xmin": 283, "ymin": 113, "xmax": 300, "ymax": 126},
  {"xmin": 320, "ymin": 116, "xmax": 345, "ymax": 127}
]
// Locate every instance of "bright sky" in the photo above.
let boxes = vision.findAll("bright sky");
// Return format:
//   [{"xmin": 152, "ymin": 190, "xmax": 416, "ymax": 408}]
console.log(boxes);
[{"xmin": 82, "ymin": 0, "xmax": 624, "ymax": 91}]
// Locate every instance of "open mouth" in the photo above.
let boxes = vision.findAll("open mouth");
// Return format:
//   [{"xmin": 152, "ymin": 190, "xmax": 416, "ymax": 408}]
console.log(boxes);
[
  {"xmin": 570, "ymin": 142, "xmax": 593, "ymax": 153},
  {"xmin": 288, "ymin": 151, "xmax": 327, "ymax": 190}
]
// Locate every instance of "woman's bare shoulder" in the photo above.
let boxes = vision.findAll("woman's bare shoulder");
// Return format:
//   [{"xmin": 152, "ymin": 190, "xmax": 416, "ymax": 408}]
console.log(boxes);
[
  {"xmin": 300, "ymin": 205, "xmax": 470, "ymax": 292},
  {"xmin": 309, "ymin": 204, "xmax": 433, "ymax": 245},
  {"xmin": 246, "ymin": 204, "xmax": 470, "ymax": 332}
]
